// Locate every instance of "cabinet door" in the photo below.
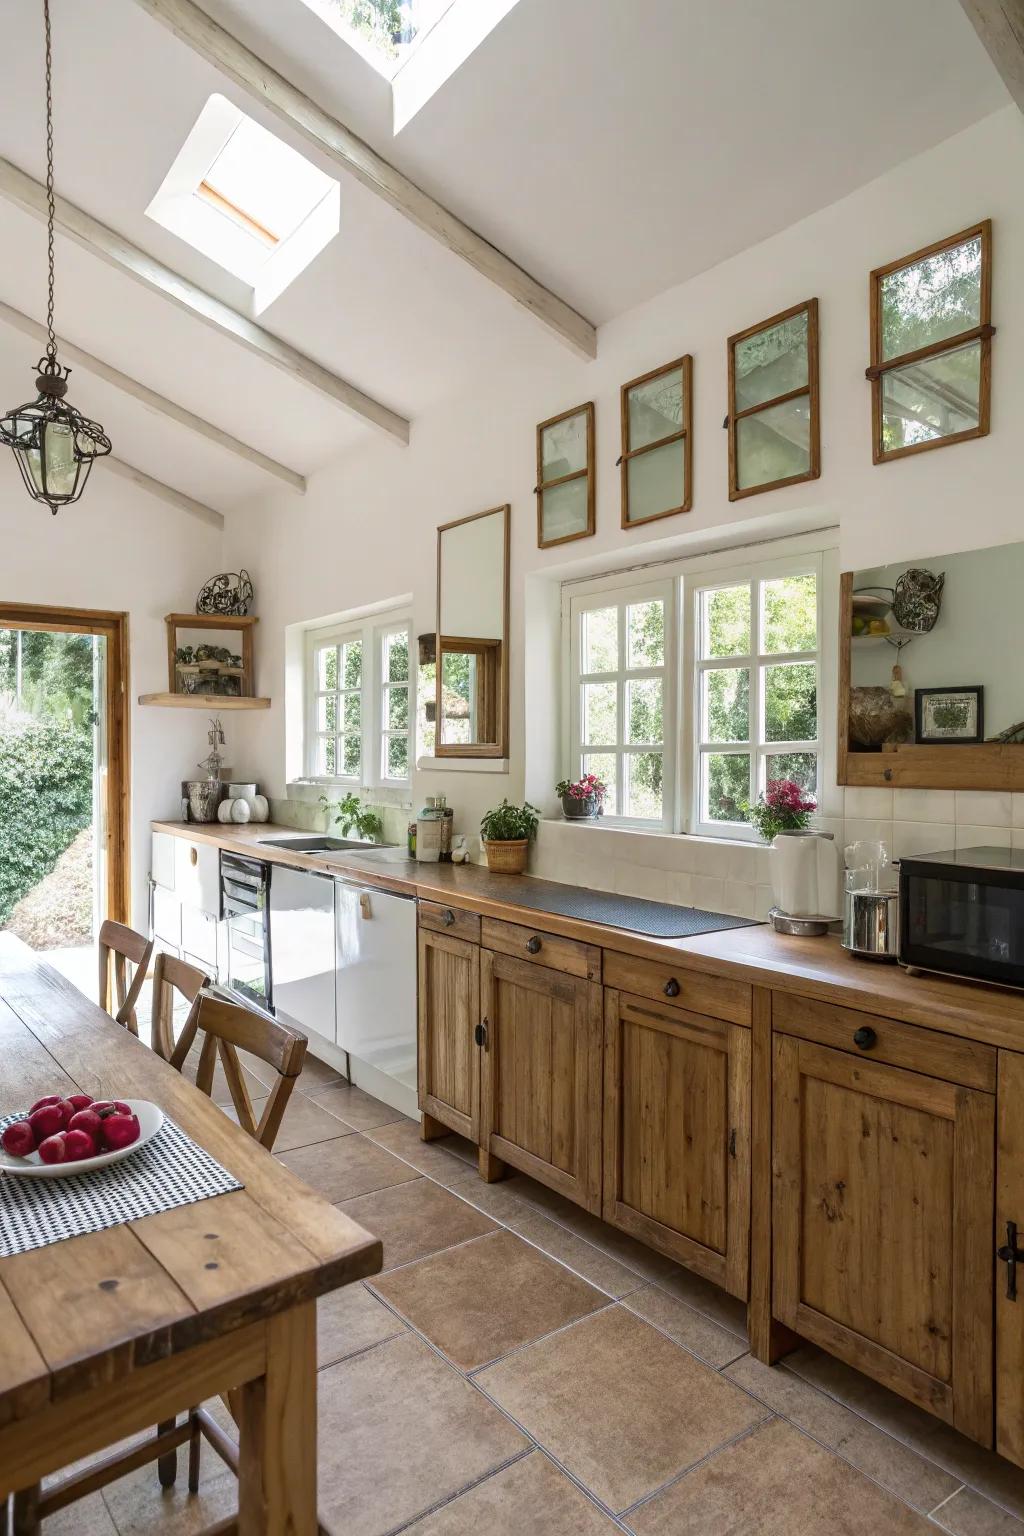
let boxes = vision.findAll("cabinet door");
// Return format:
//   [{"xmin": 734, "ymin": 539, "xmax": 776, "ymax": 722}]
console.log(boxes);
[
  {"xmin": 773, "ymin": 1034, "xmax": 994, "ymax": 1445},
  {"xmin": 480, "ymin": 949, "xmax": 602, "ymax": 1212},
  {"xmin": 997, "ymin": 1051, "xmax": 1024, "ymax": 1467},
  {"xmin": 418, "ymin": 929, "xmax": 480, "ymax": 1141},
  {"xmin": 603, "ymin": 991, "xmax": 750, "ymax": 1299}
]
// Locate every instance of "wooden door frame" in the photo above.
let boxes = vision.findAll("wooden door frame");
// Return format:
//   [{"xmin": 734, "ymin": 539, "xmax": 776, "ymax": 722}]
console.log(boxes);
[{"xmin": 0, "ymin": 602, "xmax": 130, "ymax": 927}]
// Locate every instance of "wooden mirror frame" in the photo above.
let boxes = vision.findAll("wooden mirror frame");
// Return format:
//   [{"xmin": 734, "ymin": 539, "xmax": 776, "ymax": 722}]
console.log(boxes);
[
  {"xmin": 727, "ymin": 299, "xmax": 819, "ymax": 501},
  {"xmin": 434, "ymin": 504, "xmax": 510, "ymax": 759},
  {"xmin": 536, "ymin": 402, "xmax": 595, "ymax": 549},
  {"xmin": 867, "ymin": 220, "xmax": 993, "ymax": 466},
  {"xmin": 620, "ymin": 355, "xmax": 692, "ymax": 528},
  {"xmin": 837, "ymin": 570, "xmax": 1024, "ymax": 790}
]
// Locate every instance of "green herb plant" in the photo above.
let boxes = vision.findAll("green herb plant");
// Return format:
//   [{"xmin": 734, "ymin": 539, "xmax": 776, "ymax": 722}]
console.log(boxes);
[
  {"xmin": 480, "ymin": 799, "xmax": 540, "ymax": 844},
  {"xmin": 319, "ymin": 791, "xmax": 384, "ymax": 844}
]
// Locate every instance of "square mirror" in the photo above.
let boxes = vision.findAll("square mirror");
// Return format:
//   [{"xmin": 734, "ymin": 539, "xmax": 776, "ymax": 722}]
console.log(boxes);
[
  {"xmin": 435, "ymin": 504, "xmax": 509, "ymax": 757},
  {"xmin": 536, "ymin": 403, "xmax": 594, "ymax": 547},
  {"xmin": 727, "ymin": 299, "xmax": 819, "ymax": 500},
  {"xmin": 620, "ymin": 356, "xmax": 691, "ymax": 527}
]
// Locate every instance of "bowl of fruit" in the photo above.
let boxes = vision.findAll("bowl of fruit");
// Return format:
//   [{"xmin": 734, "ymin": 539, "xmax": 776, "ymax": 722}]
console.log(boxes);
[{"xmin": 0, "ymin": 1094, "xmax": 164, "ymax": 1178}]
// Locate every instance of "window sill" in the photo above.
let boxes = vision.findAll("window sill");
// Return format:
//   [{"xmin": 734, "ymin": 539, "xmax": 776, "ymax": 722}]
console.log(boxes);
[
  {"xmin": 417, "ymin": 756, "xmax": 509, "ymax": 774},
  {"xmin": 541, "ymin": 818, "xmax": 762, "ymax": 846}
]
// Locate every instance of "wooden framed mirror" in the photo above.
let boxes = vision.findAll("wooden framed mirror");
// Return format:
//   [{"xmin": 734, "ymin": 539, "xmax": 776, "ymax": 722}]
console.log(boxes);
[
  {"xmin": 435, "ymin": 504, "xmax": 510, "ymax": 758},
  {"xmin": 838, "ymin": 537, "xmax": 1024, "ymax": 790}
]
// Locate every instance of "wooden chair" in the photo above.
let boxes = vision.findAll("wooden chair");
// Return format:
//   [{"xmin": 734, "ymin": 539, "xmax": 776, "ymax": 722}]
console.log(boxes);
[
  {"xmin": 150, "ymin": 951, "xmax": 209, "ymax": 1063},
  {"xmin": 97, "ymin": 919, "xmax": 154, "ymax": 1035}
]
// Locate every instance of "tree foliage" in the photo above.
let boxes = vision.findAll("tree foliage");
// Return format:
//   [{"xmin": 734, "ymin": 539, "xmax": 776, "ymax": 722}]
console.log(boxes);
[{"xmin": 0, "ymin": 716, "xmax": 93, "ymax": 926}]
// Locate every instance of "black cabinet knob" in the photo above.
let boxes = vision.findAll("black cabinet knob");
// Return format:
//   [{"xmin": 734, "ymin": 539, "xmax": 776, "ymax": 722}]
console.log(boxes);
[
  {"xmin": 664, "ymin": 978, "xmax": 680, "ymax": 998},
  {"xmin": 853, "ymin": 1026, "xmax": 877, "ymax": 1050},
  {"xmin": 442, "ymin": 908, "xmax": 455, "ymax": 926},
  {"xmin": 526, "ymin": 936, "xmax": 542, "ymax": 954},
  {"xmin": 474, "ymin": 1020, "xmax": 488, "ymax": 1047}
]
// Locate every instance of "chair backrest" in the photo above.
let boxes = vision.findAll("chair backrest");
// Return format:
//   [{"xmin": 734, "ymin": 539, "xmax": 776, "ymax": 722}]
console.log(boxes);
[
  {"xmin": 151, "ymin": 951, "xmax": 210, "ymax": 1062},
  {"xmin": 98, "ymin": 920, "xmax": 154, "ymax": 1036},
  {"xmin": 169, "ymin": 993, "xmax": 307, "ymax": 1151}
]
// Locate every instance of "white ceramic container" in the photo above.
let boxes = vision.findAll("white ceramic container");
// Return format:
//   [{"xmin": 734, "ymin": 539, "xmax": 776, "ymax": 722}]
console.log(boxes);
[{"xmin": 770, "ymin": 831, "xmax": 843, "ymax": 919}]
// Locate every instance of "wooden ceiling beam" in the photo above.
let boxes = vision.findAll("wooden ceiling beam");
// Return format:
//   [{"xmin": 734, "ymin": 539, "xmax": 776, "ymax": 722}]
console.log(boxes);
[
  {"xmin": 0, "ymin": 299, "xmax": 306, "ymax": 494},
  {"xmin": 129, "ymin": 0, "xmax": 598, "ymax": 360},
  {"xmin": 957, "ymin": 0, "xmax": 1024, "ymax": 112},
  {"xmin": 0, "ymin": 157, "xmax": 410, "ymax": 445},
  {"xmin": 102, "ymin": 456, "xmax": 225, "ymax": 529}
]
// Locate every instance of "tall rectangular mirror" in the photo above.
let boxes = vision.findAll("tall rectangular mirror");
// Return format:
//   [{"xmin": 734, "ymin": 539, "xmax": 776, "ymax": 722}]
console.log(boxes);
[{"xmin": 435, "ymin": 504, "xmax": 510, "ymax": 758}]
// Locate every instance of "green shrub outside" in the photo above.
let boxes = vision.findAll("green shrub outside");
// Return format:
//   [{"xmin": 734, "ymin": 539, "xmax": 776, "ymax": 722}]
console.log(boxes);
[{"xmin": 0, "ymin": 717, "xmax": 93, "ymax": 926}]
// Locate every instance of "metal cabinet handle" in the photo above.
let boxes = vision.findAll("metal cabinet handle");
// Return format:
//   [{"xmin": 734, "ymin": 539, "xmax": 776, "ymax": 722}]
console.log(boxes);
[
  {"xmin": 853, "ymin": 1026, "xmax": 877, "ymax": 1051},
  {"xmin": 442, "ymin": 908, "xmax": 456, "ymax": 927},
  {"xmin": 526, "ymin": 936, "xmax": 542, "ymax": 955},
  {"xmin": 474, "ymin": 1019, "xmax": 488, "ymax": 1048},
  {"xmin": 663, "ymin": 978, "xmax": 680, "ymax": 998},
  {"xmin": 189, "ymin": 848, "xmax": 198, "ymax": 866},
  {"xmin": 998, "ymin": 1220, "xmax": 1024, "ymax": 1301}
]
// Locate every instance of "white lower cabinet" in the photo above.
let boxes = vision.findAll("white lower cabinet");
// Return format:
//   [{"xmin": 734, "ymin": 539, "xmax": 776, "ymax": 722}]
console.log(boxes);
[{"xmin": 268, "ymin": 866, "xmax": 336, "ymax": 1047}]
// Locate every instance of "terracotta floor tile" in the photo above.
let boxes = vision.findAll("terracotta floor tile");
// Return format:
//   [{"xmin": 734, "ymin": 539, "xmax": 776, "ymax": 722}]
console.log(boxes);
[
  {"xmin": 339, "ymin": 1176, "xmax": 497, "ymax": 1270},
  {"xmin": 371, "ymin": 1229, "xmax": 608, "ymax": 1370},
  {"xmin": 628, "ymin": 1417, "xmax": 938, "ymax": 1534},
  {"xmin": 506, "ymin": 1208, "xmax": 647, "ymax": 1298},
  {"xmin": 442, "ymin": 1164, "xmax": 536, "ymax": 1223},
  {"xmin": 101, "ymin": 1461, "xmax": 237, "ymax": 1535},
  {"xmin": 279, "ymin": 1133, "xmax": 420, "ymax": 1203},
  {"xmin": 229, "ymin": 1090, "xmax": 354, "ymax": 1152},
  {"xmin": 652, "ymin": 1262, "xmax": 750, "ymax": 1340},
  {"xmin": 932, "ymin": 1487, "xmax": 1024, "ymax": 1535},
  {"xmin": 312, "ymin": 1084, "xmax": 408, "ymax": 1131},
  {"xmin": 509, "ymin": 1181, "xmax": 679, "ymax": 1283},
  {"xmin": 318, "ymin": 1282, "xmax": 407, "ymax": 1367},
  {"xmin": 181, "ymin": 1046, "xmax": 265, "ymax": 1109},
  {"xmin": 316, "ymin": 1331, "xmax": 527, "ymax": 1536},
  {"xmin": 364, "ymin": 1119, "xmax": 476, "ymax": 1181},
  {"xmin": 403, "ymin": 1450, "xmax": 618, "ymax": 1534},
  {"xmin": 44, "ymin": 1492, "xmax": 118, "ymax": 1535},
  {"xmin": 477, "ymin": 1305, "xmax": 765, "ymax": 1512},
  {"xmin": 724, "ymin": 1352, "xmax": 960, "ymax": 1514},
  {"xmin": 623, "ymin": 1286, "xmax": 749, "ymax": 1370}
]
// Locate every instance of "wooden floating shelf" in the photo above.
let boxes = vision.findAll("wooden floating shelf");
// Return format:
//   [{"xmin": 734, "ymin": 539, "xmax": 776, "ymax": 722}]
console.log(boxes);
[{"xmin": 138, "ymin": 693, "xmax": 271, "ymax": 710}]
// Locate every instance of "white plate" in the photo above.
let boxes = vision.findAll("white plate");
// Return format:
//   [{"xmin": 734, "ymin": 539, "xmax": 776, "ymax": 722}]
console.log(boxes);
[{"xmin": 0, "ymin": 1100, "xmax": 164, "ymax": 1179}]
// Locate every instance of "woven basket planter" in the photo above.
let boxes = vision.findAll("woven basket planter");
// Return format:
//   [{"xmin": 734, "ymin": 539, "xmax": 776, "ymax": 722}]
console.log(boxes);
[{"xmin": 482, "ymin": 838, "xmax": 529, "ymax": 874}]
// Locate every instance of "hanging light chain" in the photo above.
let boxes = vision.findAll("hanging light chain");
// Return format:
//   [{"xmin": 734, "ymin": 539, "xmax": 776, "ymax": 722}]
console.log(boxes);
[{"xmin": 42, "ymin": 0, "xmax": 57, "ymax": 365}]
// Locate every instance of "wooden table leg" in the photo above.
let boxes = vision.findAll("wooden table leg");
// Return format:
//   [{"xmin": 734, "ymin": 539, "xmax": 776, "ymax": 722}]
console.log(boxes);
[{"xmin": 236, "ymin": 1304, "xmax": 317, "ymax": 1536}]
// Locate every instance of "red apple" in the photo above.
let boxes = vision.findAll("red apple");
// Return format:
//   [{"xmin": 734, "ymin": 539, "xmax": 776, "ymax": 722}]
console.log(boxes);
[
  {"xmin": 2, "ymin": 1120, "xmax": 36, "ymax": 1157},
  {"xmin": 66, "ymin": 1093, "xmax": 94, "ymax": 1113},
  {"xmin": 28, "ymin": 1094, "xmax": 62, "ymax": 1113},
  {"xmin": 102, "ymin": 1113, "xmax": 140, "ymax": 1151},
  {"xmin": 68, "ymin": 1108, "xmax": 102, "ymax": 1140},
  {"xmin": 38, "ymin": 1132, "xmax": 68, "ymax": 1165},
  {"xmin": 63, "ymin": 1128, "xmax": 98, "ymax": 1161},
  {"xmin": 92, "ymin": 1100, "xmax": 131, "ymax": 1118},
  {"xmin": 28, "ymin": 1104, "xmax": 66, "ymax": 1141}
]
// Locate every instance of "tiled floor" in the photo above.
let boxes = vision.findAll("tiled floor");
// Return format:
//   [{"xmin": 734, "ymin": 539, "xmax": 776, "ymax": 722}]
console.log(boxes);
[{"xmin": 35, "ymin": 1052, "xmax": 1024, "ymax": 1535}]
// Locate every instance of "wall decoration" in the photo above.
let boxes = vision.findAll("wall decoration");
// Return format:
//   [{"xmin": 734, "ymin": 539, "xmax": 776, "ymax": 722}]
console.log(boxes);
[
  {"xmin": 196, "ymin": 570, "xmax": 254, "ymax": 616},
  {"xmin": 867, "ymin": 220, "xmax": 993, "ymax": 464},
  {"xmin": 536, "ymin": 403, "xmax": 594, "ymax": 548},
  {"xmin": 915, "ymin": 686, "xmax": 984, "ymax": 744},
  {"xmin": 727, "ymin": 300, "xmax": 819, "ymax": 500},
  {"xmin": 619, "ymin": 355, "xmax": 691, "ymax": 528}
]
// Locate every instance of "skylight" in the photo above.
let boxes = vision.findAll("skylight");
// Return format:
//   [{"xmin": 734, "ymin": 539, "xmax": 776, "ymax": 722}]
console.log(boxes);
[
  {"xmin": 146, "ymin": 96, "xmax": 340, "ymax": 314},
  {"xmin": 298, "ymin": 0, "xmax": 456, "ymax": 80}
]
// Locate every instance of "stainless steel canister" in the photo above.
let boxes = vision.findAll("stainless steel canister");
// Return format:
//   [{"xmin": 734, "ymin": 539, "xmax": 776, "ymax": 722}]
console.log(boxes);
[{"xmin": 842, "ymin": 888, "xmax": 900, "ymax": 960}]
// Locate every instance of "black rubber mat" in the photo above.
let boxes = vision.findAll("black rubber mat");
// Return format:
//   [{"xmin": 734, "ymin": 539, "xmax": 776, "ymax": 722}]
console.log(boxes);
[{"xmin": 486, "ymin": 881, "xmax": 761, "ymax": 937}]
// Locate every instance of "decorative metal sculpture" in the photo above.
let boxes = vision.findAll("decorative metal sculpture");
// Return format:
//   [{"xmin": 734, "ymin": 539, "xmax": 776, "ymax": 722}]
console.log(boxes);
[
  {"xmin": 196, "ymin": 570, "xmax": 254, "ymax": 616},
  {"xmin": 892, "ymin": 568, "xmax": 944, "ymax": 633}
]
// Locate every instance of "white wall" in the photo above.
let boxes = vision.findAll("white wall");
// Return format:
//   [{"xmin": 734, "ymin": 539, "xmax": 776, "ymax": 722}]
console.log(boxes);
[
  {"xmin": 224, "ymin": 107, "xmax": 1024, "ymax": 914},
  {"xmin": 0, "ymin": 464, "xmax": 223, "ymax": 929}
]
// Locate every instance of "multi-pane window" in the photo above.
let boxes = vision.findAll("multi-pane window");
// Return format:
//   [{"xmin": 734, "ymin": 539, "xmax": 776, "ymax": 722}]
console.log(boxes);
[
  {"xmin": 693, "ymin": 567, "xmax": 819, "ymax": 837},
  {"xmin": 306, "ymin": 614, "xmax": 411, "ymax": 786},
  {"xmin": 569, "ymin": 583, "xmax": 673, "ymax": 826}
]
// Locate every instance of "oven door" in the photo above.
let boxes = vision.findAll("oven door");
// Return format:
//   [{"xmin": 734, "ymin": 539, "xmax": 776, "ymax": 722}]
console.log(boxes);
[{"xmin": 900, "ymin": 867, "xmax": 1024, "ymax": 987}]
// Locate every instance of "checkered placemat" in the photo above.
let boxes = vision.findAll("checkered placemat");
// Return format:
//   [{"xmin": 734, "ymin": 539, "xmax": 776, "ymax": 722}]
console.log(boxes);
[{"xmin": 0, "ymin": 1115, "xmax": 242, "ymax": 1258}]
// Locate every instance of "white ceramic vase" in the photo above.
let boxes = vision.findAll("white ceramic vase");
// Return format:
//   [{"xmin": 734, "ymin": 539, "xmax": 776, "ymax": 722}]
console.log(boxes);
[{"xmin": 770, "ymin": 830, "xmax": 842, "ymax": 919}]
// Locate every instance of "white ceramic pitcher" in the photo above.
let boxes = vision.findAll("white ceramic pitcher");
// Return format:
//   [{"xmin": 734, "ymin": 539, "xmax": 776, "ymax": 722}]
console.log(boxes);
[{"xmin": 770, "ymin": 830, "xmax": 843, "ymax": 919}]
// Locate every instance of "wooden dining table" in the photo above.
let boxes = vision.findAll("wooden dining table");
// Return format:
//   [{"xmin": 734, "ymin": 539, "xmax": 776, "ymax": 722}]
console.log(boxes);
[{"xmin": 0, "ymin": 933, "xmax": 382, "ymax": 1534}]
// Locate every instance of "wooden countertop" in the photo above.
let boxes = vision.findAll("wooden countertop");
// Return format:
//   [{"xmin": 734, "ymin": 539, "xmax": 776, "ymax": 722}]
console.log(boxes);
[{"xmin": 153, "ymin": 820, "xmax": 1024, "ymax": 1052}]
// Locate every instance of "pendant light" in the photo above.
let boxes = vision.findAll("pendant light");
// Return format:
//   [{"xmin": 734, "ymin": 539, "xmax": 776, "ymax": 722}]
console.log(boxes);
[{"xmin": 0, "ymin": 0, "xmax": 111, "ymax": 514}]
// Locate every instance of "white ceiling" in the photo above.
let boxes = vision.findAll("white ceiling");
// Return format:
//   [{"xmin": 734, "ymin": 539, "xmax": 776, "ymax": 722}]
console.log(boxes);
[{"xmin": 0, "ymin": 0, "xmax": 1007, "ymax": 518}]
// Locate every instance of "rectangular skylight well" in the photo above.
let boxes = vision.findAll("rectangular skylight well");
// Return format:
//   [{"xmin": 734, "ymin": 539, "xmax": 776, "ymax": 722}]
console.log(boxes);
[
  {"xmin": 296, "ymin": 0, "xmax": 457, "ymax": 80},
  {"xmin": 146, "ymin": 96, "xmax": 340, "ymax": 314}
]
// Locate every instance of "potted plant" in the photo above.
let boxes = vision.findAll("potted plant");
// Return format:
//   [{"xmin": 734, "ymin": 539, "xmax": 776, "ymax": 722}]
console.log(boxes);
[
  {"xmin": 555, "ymin": 772, "xmax": 606, "ymax": 820},
  {"xmin": 479, "ymin": 799, "xmax": 539, "ymax": 874},
  {"xmin": 319, "ymin": 792, "xmax": 384, "ymax": 844},
  {"xmin": 743, "ymin": 778, "xmax": 817, "ymax": 843}
]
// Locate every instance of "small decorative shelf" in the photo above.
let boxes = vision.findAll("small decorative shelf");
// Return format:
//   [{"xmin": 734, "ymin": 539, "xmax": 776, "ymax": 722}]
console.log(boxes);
[
  {"xmin": 137, "ymin": 613, "xmax": 268, "ymax": 709},
  {"xmin": 138, "ymin": 693, "xmax": 271, "ymax": 710}
]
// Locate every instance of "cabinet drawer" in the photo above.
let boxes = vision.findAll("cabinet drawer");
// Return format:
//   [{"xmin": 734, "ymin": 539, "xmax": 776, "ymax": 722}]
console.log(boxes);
[
  {"xmin": 481, "ymin": 916, "xmax": 601, "ymax": 981},
  {"xmin": 419, "ymin": 900, "xmax": 480, "ymax": 943},
  {"xmin": 772, "ymin": 991, "xmax": 996, "ymax": 1093},
  {"xmin": 603, "ymin": 950, "xmax": 750, "ymax": 1025}
]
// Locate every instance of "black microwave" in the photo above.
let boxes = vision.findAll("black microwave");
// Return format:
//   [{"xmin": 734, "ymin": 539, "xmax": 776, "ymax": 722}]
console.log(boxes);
[{"xmin": 899, "ymin": 846, "xmax": 1024, "ymax": 989}]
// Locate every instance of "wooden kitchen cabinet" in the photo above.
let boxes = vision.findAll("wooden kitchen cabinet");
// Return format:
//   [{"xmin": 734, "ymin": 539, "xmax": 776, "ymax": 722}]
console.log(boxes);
[
  {"xmin": 603, "ymin": 990, "xmax": 751, "ymax": 1299},
  {"xmin": 772, "ymin": 1032, "xmax": 995, "ymax": 1445},
  {"xmin": 997, "ymin": 1051, "xmax": 1024, "ymax": 1467},
  {"xmin": 479, "ymin": 949, "xmax": 602, "ymax": 1212},
  {"xmin": 417, "ymin": 929, "xmax": 480, "ymax": 1142}
]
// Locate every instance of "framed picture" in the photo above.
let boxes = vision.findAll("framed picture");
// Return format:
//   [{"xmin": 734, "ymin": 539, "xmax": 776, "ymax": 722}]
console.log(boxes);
[
  {"xmin": 915, "ymin": 686, "xmax": 984, "ymax": 744},
  {"xmin": 620, "ymin": 355, "xmax": 692, "ymax": 528},
  {"xmin": 536, "ymin": 402, "xmax": 595, "ymax": 548}
]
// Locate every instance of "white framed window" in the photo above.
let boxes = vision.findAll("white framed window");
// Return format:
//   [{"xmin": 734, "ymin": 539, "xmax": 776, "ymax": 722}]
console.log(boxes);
[
  {"xmin": 305, "ymin": 613, "xmax": 412, "ymax": 788},
  {"xmin": 567, "ymin": 578, "xmax": 676, "ymax": 829},
  {"xmin": 563, "ymin": 540, "xmax": 830, "ymax": 839}
]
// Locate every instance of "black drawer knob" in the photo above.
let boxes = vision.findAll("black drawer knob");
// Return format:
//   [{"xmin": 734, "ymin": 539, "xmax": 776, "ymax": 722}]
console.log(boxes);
[
  {"xmin": 664, "ymin": 978, "xmax": 681, "ymax": 998},
  {"xmin": 526, "ymin": 936, "xmax": 542, "ymax": 954},
  {"xmin": 853, "ymin": 1026, "xmax": 877, "ymax": 1051},
  {"xmin": 474, "ymin": 1021, "xmax": 487, "ymax": 1047},
  {"xmin": 442, "ymin": 909, "xmax": 455, "ymax": 926}
]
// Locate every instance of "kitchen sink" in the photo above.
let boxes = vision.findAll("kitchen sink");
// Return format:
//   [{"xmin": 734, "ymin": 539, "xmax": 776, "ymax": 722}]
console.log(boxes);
[{"xmin": 258, "ymin": 835, "xmax": 375, "ymax": 853}]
